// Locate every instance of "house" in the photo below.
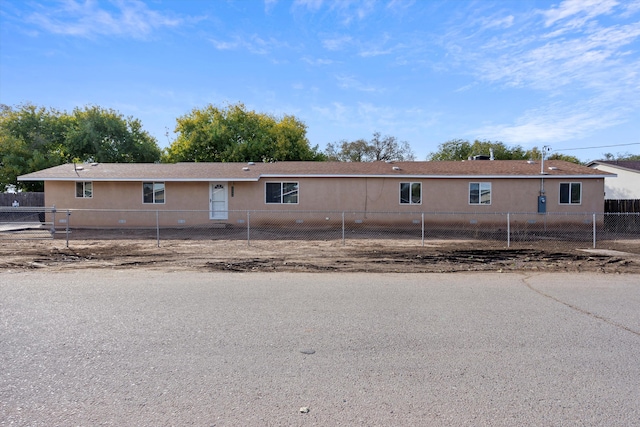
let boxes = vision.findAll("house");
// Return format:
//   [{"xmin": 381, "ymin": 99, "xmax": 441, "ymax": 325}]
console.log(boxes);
[
  {"xmin": 587, "ymin": 160, "xmax": 640, "ymax": 199},
  {"xmin": 18, "ymin": 160, "xmax": 612, "ymax": 228}
]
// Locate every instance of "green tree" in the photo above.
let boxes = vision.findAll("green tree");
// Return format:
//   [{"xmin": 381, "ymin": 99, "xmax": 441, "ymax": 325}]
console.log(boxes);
[
  {"xmin": 324, "ymin": 139, "xmax": 371, "ymax": 162},
  {"xmin": 428, "ymin": 139, "xmax": 525, "ymax": 160},
  {"xmin": 1, "ymin": 103, "xmax": 162, "ymax": 191},
  {"xmin": 547, "ymin": 153, "xmax": 583, "ymax": 164},
  {"xmin": 324, "ymin": 132, "xmax": 415, "ymax": 162},
  {"xmin": 0, "ymin": 103, "xmax": 67, "ymax": 191},
  {"xmin": 65, "ymin": 106, "xmax": 161, "ymax": 163},
  {"xmin": 603, "ymin": 152, "xmax": 640, "ymax": 161},
  {"xmin": 469, "ymin": 140, "xmax": 527, "ymax": 160},
  {"xmin": 368, "ymin": 132, "xmax": 415, "ymax": 161},
  {"xmin": 428, "ymin": 139, "xmax": 582, "ymax": 164},
  {"xmin": 163, "ymin": 103, "xmax": 323, "ymax": 163},
  {"xmin": 427, "ymin": 139, "xmax": 472, "ymax": 161}
]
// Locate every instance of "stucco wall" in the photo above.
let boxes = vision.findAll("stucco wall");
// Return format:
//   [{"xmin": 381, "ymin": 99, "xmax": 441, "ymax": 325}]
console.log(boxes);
[
  {"xmin": 43, "ymin": 176, "xmax": 605, "ymax": 228},
  {"xmin": 45, "ymin": 181, "xmax": 211, "ymax": 227},
  {"xmin": 590, "ymin": 164, "xmax": 640, "ymax": 199},
  {"xmin": 233, "ymin": 177, "xmax": 604, "ymax": 213}
]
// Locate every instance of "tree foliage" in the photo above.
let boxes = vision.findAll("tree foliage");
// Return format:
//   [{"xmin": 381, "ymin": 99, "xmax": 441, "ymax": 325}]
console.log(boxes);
[
  {"xmin": 603, "ymin": 152, "xmax": 640, "ymax": 161},
  {"xmin": 0, "ymin": 103, "xmax": 161, "ymax": 191},
  {"xmin": 65, "ymin": 106, "xmax": 161, "ymax": 163},
  {"xmin": 427, "ymin": 139, "xmax": 583, "ymax": 164},
  {"xmin": 163, "ymin": 103, "xmax": 323, "ymax": 163},
  {"xmin": 324, "ymin": 132, "xmax": 415, "ymax": 162},
  {"xmin": 547, "ymin": 153, "xmax": 582, "ymax": 164}
]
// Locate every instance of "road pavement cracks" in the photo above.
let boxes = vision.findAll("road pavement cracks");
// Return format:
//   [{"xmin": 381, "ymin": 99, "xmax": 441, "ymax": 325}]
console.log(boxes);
[{"xmin": 1, "ymin": 271, "xmax": 639, "ymax": 426}]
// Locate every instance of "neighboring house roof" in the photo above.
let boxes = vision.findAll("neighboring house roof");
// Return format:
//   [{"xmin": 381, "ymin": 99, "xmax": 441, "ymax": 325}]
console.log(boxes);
[
  {"xmin": 19, "ymin": 160, "xmax": 613, "ymax": 182},
  {"xmin": 587, "ymin": 160, "xmax": 640, "ymax": 174},
  {"xmin": 587, "ymin": 160, "xmax": 638, "ymax": 199}
]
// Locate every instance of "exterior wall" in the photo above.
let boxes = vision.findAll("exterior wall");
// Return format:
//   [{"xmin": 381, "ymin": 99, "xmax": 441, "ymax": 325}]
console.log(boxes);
[
  {"xmin": 43, "ymin": 176, "xmax": 606, "ymax": 228},
  {"xmin": 231, "ymin": 177, "xmax": 604, "ymax": 213},
  {"xmin": 45, "ymin": 181, "xmax": 211, "ymax": 227},
  {"xmin": 589, "ymin": 164, "xmax": 640, "ymax": 199}
]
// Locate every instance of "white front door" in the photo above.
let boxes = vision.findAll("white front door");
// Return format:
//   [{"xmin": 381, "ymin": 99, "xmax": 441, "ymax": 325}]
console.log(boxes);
[{"xmin": 210, "ymin": 182, "xmax": 228, "ymax": 220}]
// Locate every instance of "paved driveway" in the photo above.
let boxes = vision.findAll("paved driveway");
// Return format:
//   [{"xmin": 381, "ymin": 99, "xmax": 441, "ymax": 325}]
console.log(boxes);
[{"xmin": 1, "ymin": 271, "xmax": 639, "ymax": 426}]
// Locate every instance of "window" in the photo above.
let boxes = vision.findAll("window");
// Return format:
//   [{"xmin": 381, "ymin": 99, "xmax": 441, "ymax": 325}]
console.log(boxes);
[
  {"xmin": 400, "ymin": 182, "xmax": 421, "ymax": 205},
  {"xmin": 559, "ymin": 182, "xmax": 581, "ymax": 205},
  {"xmin": 75, "ymin": 181, "xmax": 93, "ymax": 198},
  {"xmin": 266, "ymin": 182, "xmax": 298, "ymax": 204},
  {"xmin": 143, "ymin": 182, "xmax": 165, "ymax": 204},
  {"xmin": 469, "ymin": 182, "xmax": 491, "ymax": 205}
]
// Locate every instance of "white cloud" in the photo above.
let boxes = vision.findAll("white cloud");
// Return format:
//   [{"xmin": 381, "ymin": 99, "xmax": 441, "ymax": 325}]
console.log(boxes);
[
  {"xmin": 541, "ymin": 0, "xmax": 618, "ymax": 29},
  {"xmin": 477, "ymin": 14, "xmax": 515, "ymax": 31},
  {"xmin": 477, "ymin": 21, "xmax": 640, "ymax": 91},
  {"xmin": 321, "ymin": 35, "xmax": 353, "ymax": 51},
  {"xmin": 294, "ymin": 0, "xmax": 375, "ymax": 25},
  {"xmin": 386, "ymin": 0, "xmax": 416, "ymax": 13},
  {"xmin": 358, "ymin": 47, "xmax": 393, "ymax": 57},
  {"xmin": 26, "ymin": 0, "xmax": 182, "ymax": 39},
  {"xmin": 312, "ymin": 102, "xmax": 348, "ymax": 122},
  {"xmin": 622, "ymin": 0, "xmax": 640, "ymax": 16},
  {"xmin": 264, "ymin": 0, "xmax": 278, "ymax": 13},
  {"xmin": 473, "ymin": 102, "xmax": 628, "ymax": 145},
  {"xmin": 311, "ymin": 100, "xmax": 439, "ymax": 139},
  {"xmin": 293, "ymin": 0, "xmax": 324, "ymax": 11},
  {"xmin": 302, "ymin": 56, "xmax": 335, "ymax": 65},
  {"xmin": 357, "ymin": 33, "xmax": 397, "ymax": 57},
  {"xmin": 335, "ymin": 74, "xmax": 382, "ymax": 92},
  {"xmin": 209, "ymin": 34, "xmax": 287, "ymax": 55},
  {"xmin": 442, "ymin": 0, "xmax": 640, "ymax": 145},
  {"xmin": 209, "ymin": 39, "xmax": 238, "ymax": 50}
]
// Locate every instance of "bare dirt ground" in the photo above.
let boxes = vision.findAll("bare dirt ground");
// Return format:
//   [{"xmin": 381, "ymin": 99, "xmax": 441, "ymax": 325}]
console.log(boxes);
[{"xmin": 2, "ymin": 234, "xmax": 640, "ymax": 273}]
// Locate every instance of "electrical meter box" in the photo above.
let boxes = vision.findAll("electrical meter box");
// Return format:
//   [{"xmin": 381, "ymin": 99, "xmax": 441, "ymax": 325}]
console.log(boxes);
[{"xmin": 538, "ymin": 195, "xmax": 547, "ymax": 213}]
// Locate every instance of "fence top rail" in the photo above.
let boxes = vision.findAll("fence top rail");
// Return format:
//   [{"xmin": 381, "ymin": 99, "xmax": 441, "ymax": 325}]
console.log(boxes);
[
  {"xmin": 21, "ymin": 207, "xmax": 625, "ymax": 217},
  {"xmin": 0, "ymin": 206, "xmax": 56, "ymax": 213}
]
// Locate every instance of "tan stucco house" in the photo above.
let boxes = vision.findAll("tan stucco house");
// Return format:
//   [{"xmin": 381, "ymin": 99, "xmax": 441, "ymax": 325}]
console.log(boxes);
[{"xmin": 19, "ymin": 160, "xmax": 612, "ymax": 228}]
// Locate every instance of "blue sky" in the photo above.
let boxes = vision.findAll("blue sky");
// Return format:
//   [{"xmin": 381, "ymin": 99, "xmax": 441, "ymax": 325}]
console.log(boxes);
[{"xmin": 1, "ymin": 0, "xmax": 639, "ymax": 162}]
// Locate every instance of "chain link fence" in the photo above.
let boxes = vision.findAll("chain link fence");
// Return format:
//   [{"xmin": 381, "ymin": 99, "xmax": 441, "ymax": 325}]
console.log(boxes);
[
  {"xmin": 3, "ymin": 208, "xmax": 638, "ymax": 250},
  {"xmin": 0, "ymin": 207, "xmax": 58, "ymax": 240}
]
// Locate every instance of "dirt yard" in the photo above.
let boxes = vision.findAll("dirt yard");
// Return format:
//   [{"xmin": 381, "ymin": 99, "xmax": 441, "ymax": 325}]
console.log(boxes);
[{"xmin": 2, "ymin": 236, "xmax": 640, "ymax": 273}]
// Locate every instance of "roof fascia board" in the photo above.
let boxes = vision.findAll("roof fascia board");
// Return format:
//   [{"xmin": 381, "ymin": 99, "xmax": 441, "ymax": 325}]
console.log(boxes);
[
  {"xmin": 18, "ymin": 177, "xmax": 261, "ymax": 182},
  {"xmin": 258, "ymin": 174, "xmax": 614, "ymax": 179},
  {"xmin": 589, "ymin": 162, "xmax": 640, "ymax": 174},
  {"xmin": 19, "ymin": 174, "xmax": 613, "ymax": 181}
]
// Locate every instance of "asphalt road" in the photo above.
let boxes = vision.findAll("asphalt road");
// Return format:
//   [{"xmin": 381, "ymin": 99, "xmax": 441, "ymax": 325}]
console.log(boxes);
[{"xmin": 1, "ymin": 271, "xmax": 639, "ymax": 426}]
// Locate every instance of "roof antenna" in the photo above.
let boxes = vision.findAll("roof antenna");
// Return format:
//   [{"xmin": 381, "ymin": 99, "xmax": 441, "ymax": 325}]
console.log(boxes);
[{"xmin": 541, "ymin": 145, "xmax": 551, "ymax": 174}]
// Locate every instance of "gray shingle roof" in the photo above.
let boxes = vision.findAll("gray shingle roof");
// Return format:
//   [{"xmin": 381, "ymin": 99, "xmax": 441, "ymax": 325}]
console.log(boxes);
[
  {"xmin": 19, "ymin": 160, "xmax": 613, "ymax": 182},
  {"xmin": 588, "ymin": 160, "xmax": 640, "ymax": 173}
]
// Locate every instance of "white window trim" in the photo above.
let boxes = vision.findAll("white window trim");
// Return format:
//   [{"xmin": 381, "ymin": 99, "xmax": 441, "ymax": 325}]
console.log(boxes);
[
  {"xmin": 559, "ymin": 182, "xmax": 582, "ymax": 205},
  {"xmin": 265, "ymin": 181, "xmax": 299, "ymax": 205},
  {"xmin": 399, "ymin": 182, "xmax": 422, "ymax": 205},
  {"xmin": 469, "ymin": 182, "xmax": 492, "ymax": 205},
  {"xmin": 75, "ymin": 181, "xmax": 93, "ymax": 198},
  {"xmin": 142, "ymin": 182, "xmax": 165, "ymax": 204}
]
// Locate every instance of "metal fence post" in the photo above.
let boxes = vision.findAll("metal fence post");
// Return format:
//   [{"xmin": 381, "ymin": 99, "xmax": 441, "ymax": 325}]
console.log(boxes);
[
  {"xmin": 51, "ymin": 206, "xmax": 56, "ymax": 236},
  {"xmin": 421, "ymin": 212, "xmax": 425, "ymax": 247},
  {"xmin": 247, "ymin": 211, "xmax": 251, "ymax": 246},
  {"xmin": 66, "ymin": 210, "xmax": 70, "ymax": 248},
  {"xmin": 342, "ymin": 211, "xmax": 345, "ymax": 246},
  {"xmin": 156, "ymin": 210, "xmax": 160, "ymax": 248},
  {"xmin": 507, "ymin": 212, "xmax": 511, "ymax": 248},
  {"xmin": 593, "ymin": 213, "xmax": 596, "ymax": 249}
]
